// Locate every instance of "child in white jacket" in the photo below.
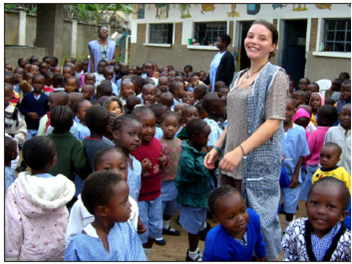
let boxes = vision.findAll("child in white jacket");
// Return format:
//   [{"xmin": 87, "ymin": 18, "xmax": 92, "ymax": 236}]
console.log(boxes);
[{"xmin": 5, "ymin": 136, "xmax": 75, "ymax": 261}]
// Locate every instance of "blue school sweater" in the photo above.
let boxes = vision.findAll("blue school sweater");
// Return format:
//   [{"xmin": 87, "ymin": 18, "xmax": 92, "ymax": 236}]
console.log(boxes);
[{"xmin": 18, "ymin": 91, "xmax": 49, "ymax": 130}]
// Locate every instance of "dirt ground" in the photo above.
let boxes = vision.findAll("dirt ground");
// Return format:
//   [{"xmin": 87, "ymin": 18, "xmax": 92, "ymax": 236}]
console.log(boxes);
[{"xmin": 147, "ymin": 199, "xmax": 307, "ymax": 261}]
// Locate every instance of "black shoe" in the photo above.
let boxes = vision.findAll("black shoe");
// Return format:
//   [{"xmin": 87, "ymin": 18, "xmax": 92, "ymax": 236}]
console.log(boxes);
[
  {"xmin": 163, "ymin": 227, "xmax": 181, "ymax": 236},
  {"xmin": 155, "ymin": 238, "xmax": 166, "ymax": 246},
  {"xmin": 186, "ymin": 249, "xmax": 202, "ymax": 261},
  {"xmin": 198, "ymin": 223, "xmax": 211, "ymax": 241}
]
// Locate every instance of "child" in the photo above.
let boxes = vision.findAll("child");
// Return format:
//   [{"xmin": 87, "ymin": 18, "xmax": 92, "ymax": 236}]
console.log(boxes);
[
  {"xmin": 73, "ymin": 99, "xmax": 92, "ymax": 140},
  {"xmin": 281, "ymin": 98, "xmax": 310, "ymax": 227},
  {"xmin": 336, "ymin": 80, "xmax": 351, "ymax": 113},
  {"xmin": 183, "ymin": 91, "xmax": 196, "ymax": 105},
  {"xmin": 5, "ymin": 83, "xmax": 27, "ymax": 146},
  {"xmin": 131, "ymin": 75, "xmax": 144, "ymax": 96},
  {"xmin": 94, "ymin": 60, "xmax": 108, "ymax": 87},
  {"xmin": 103, "ymin": 96, "xmax": 124, "ymax": 115},
  {"xmin": 339, "ymin": 72, "xmax": 350, "ymax": 81},
  {"xmin": 325, "ymin": 104, "xmax": 351, "ymax": 174},
  {"xmin": 158, "ymin": 76, "xmax": 169, "ymax": 93},
  {"xmin": 51, "ymin": 66, "xmax": 61, "ymax": 75},
  {"xmin": 52, "ymin": 74, "xmax": 65, "ymax": 91},
  {"xmin": 94, "ymin": 80, "xmax": 112, "ymax": 100},
  {"xmin": 176, "ymin": 118, "xmax": 214, "ymax": 261},
  {"xmin": 218, "ymin": 86, "xmax": 229, "ymax": 97},
  {"xmin": 177, "ymin": 105, "xmax": 199, "ymax": 140},
  {"xmin": 298, "ymin": 77, "xmax": 310, "ymax": 91},
  {"xmin": 214, "ymin": 80, "xmax": 226, "ymax": 92},
  {"xmin": 312, "ymin": 143, "xmax": 351, "ymax": 192},
  {"xmin": 50, "ymin": 56, "xmax": 59, "ymax": 67},
  {"xmin": 282, "ymin": 177, "xmax": 350, "ymax": 261},
  {"xmin": 292, "ymin": 90, "xmax": 307, "ymax": 108},
  {"xmin": 130, "ymin": 106, "xmax": 167, "ymax": 253},
  {"xmin": 193, "ymin": 84, "xmax": 207, "ymax": 105},
  {"xmin": 103, "ymin": 66, "xmax": 119, "ymax": 95},
  {"xmin": 141, "ymin": 84, "xmax": 157, "ymax": 106},
  {"xmin": 84, "ymin": 72, "xmax": 96, "ymax": 87},
  {"xmin": 119, "ymin": 81, "xmax": 135, "ymax": 105},
  {"xmin": 38, "ymin": 61, "xmax": 48, "ymax": 75},
  {"xmin": 154, "ymin": 112, "xmax": 182, "ymax": 246},
  {"xmin": 160, "ymin": 92, "xmax": 174, "ymax": 111},
  {"xmin": 43, "ymin": 71, "xmax": 55, "ymax": 95},
  {"xmin": 18, "ymin": 74, "xmax": 50, "ymax": 140},
  {"xmin": 5, "ymin": 136, "xmax": 75, "ymax": 261},
  {"xmin": 169, "ymin": 81, "xmax": 185, "ymax": 110},
  {"xmin": 202, "ymin": 92, "xmax": 227, "ymax": 147},
  {"xmin": 149, "ymin": 103, "xmax": 168, "ymax": 139},
  {"xmin": 300, "ymin": 105, "xmax": 338, "ymax": 202},
  {"xmin": 81, "ymin": 84, "xmax": 95, "ymax": 100},
  {"xmin": 297, "ymin": 104, "xmax": 317, "ymax": 134},
  {"xmin": 78, "ymin": 59, "xmax": 89, "ymax": 88},
  {"xmin": 5, "ymin": 136, "xmax": 18, "ymax": 194},
  {"xmin": 62, "ymin": 65, "xmax": 73, "ymax": 82},
  {"xmin": 309, "ymin": 92, "xmax": 325, "ymax": 126},
  {"xmin": 325, "ymin": 78, "xmax": 342, "ymax": 101},
  {"xmin": 64, "ymin": 171, "xmax": 147, "ymax": 261},
  {"xmin": 306, "ymin": 82, "xmax": 320, "ymax": 104},
  {"xmin": 196, "ymin": 101, "xmax": 209, "ymax": 120},
  {"xmin": 126, "ymin": 95, "xmax": 141, "ymax": 113},
  {"xmin": 203, "ymin": 185, "xmax": 267, "ymax": 261},
  {"xmin": 83, "ymin": 106, "xmax": 114, "ymax": 172},
  {"xmin": 188, "ymin": 75, "xmax": 200, "ymax": 92},
  {"xmin": 29, "ymin": 65, "xmax": 39, "ymax": 75},
  {"xmin": 65, "ymin": 147, "xmax": 140, "ymax": 244},
  {"xmin": 65, "ymin": 76, "xmax": 79, "ymax": 93}
]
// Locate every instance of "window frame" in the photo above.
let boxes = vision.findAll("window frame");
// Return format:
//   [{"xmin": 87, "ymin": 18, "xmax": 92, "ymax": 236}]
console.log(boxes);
[
  {"xmin": 193, "ymin": 21, "xmax": 228, "ymax": 46},
  {"xmin": 148, "ymin": 23, "xmax": 174, "ymax": 45},
  {"xmin": 323, "ymin": 18, "xmax": 351, "ymax": 52}
]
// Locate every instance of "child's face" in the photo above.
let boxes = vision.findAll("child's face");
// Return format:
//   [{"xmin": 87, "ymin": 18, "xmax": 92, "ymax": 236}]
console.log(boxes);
[
  {"xmin": 292, "ymin": 93, "xmax": 305, "ymax": 107},
  {"xmin": 95, "ymin": 151, "xmax": 128, "ymax": 181},
  {"xmin": 97, "ymin": 62, "xmax": 106, "ymax": 74},
  {"xmin": 103, "ymin": 68, "xmax": 114, "ymax": 81},
  {"xmin": 5, "ymin": 76, "xmax": 14, "ymax": 85},
  {"xmin": 32, "ymin": 76, "xmax": 45, "ymax": 93},
  {"xmin": 76, "ymin": 100, "xmax": 92, "ymax": 122},
  {"xmin": 307, "ymin": 84, "xmax": 319, "ymax": 98},
  {"xmin": 39, "ymin": 63, "xmax": 48, "ymax": 74},
  {"xmin": 139, "ymin": 113, "xmax": 156, "ymax": 143},
  {"xmin": 175, "ymin": 76, "xmax": 184, "ymax": 83},
  {"xmin": 44, "ymin": 57, "xmax": 51, "ymax": 65},
  {"xmin": 152, "ymin": 71, "xmax": 160, "ymax": 78},
  {"xmin": 306, "ymin": 183, "xmax": 347, "ymax": 238},
  {"xmin": 339, "ymin": 106, "xmax": 351, "ymax": 130},
  {"xmin": 19, "ymin": 58, "xmax": 27, "ymax": 67},
  {"xmin": 135, "ymin": 66, "xmax": 142, "ymax": 75},
  {"xmin": 45, "ymin": 76, "xmax": 53, "ymax": 86},
  {"xmin": 51, "ymin": 67, "xmax": 61, "ymax": 74},
  {"xmin": 63, "ymin": 67, "xmax": 72, "ymax": 80},
  {"xmin": 24, "ymin": 74, "xmax": 33, "ymax": 84},
  {"xmin": 82, "ymin": 61, "xmax": 89, "ymax": 73},
  {"xmin": 183, "ymin": 108, "xmax": 199, "ymax": 124},
  {"xmin": 105, "ymin": 181, "xmax": 131, "ymax": 223},
  {"xmin": 218, "ymin": 88, "xmax": 229, "ymax": 97},
  {"xmin": 190, "ymin": 76, "xmax": 200, "ymax": 87},
  {"xmin": 212, "ymin": 192, "xmax": 250, "ymax": 238},
  {"xmin": 174, "ymin": 104, "xmax": 185, "ymax": 117},
  {"xmin": 340, "ymin": 84, "xmax": 351, "ymax": 101},
  {"xmin": 175, "ymin": 83, "xmax": 185, "ymax": 97},
  {"xmin": 183, "ymin": 92, "xmax": 195, "ymax": 105},
  {"xmin": 30, "ymin": 65, "xmax": 39, "ymax": 75},
  {"xmin": 289, "ymin": 80, "xmax": 295, "ymax": 93},
  {"xmin": 24, "ymin": 64, "xmax": 31, "ymax": 73},
  {"xmin": 299, "ymin": 79, "xmax": 309, "ymax": 91},
  {"xmin": 142, "ymin": 86, "xmax": 157, "ymax": 106},
  {"xmin": 81, "ymin": 86, "xmax": 95, "ymax": 100},
  {"xmin": 31, "ymin": 57, "xmax": 40, "ymax": 66},
  {"xmin": 108, "ymin": 101, "xmax": 122, "ymax": 115},
  {"xmin": 285, "ymin": 100, "xmax": 296, "ymax": 123},
  {"xmin": 330, "ymin": 81, "xmax": 340, "ymax": 92},
  {"xmin": 65, "ymin": 79, "xmax": 78, "ymax": 93},
  {"xmin": 5, "ymin": 65, "xmax": 12, "ymax": 72},
  {"xmin": 85, "ymin": 74, "xmax": 96, "ymax": 85},
  {"xmin": 121, "ymin": 83, "xmax": 135, "ymax": 99},
  {"xmin": 310, "ymin": 94, "xmax": 321, "ymax": 111},
  {"xmin": 50, "ymin": 58, "xmax": 57, "ymax": 67},
  {"xmin": 113, "ymin": 120, "xmax": 142, "ymax": 153},
  {"xmin": 144, "ymin": 64, "xmax": 153, "ymax": 75},
  {"xmin": 128, "ymin": 66, "xmax": 135, "ymax": 75},
  {"xmin": 5, "ymin": 87, "xmax": 13, "ymax": 107},
  {"xmin": 161, "ymin": 114, "xmax": 179, "ymax": 139},
  {"xmin": 319, "ymin": 146, "xmax": 340, "ymax": 170},
  {"xmin": 158, "ymin": 79, "xmax": 169, "ymax": 93},
  {"xmin": 192, "ymin": 124, "xmax": 211, "ymax": 148}
]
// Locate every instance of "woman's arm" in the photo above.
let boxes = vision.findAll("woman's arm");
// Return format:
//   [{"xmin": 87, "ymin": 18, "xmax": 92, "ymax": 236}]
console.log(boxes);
[
  {"xmin": 219, "ymin": 119, "xmax": 281, "ymax": 172},
  {"xmin": 204, "ymin": 127, "xmax": 227, "ymax": 169},
  {"xmin": 89, "ymin": 50, "xmax": 95, "ymax": 73},
  {"xmin": 108, "ymin": 46, "xmax": 117, "ymax": 66}
]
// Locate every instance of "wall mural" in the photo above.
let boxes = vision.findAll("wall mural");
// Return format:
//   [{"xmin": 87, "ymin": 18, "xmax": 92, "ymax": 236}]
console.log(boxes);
[
  {"xmin": 179, "ymin": 4, "xmax": 192, "ymax": 18},
  {"xmin": 155, "ymin": 4, "xmax": 170, "ymax": 19},
  {"xmin": 272, "ymin": 4, "xmax": 287, "ymax": 10},
  {"xmin": 201, "ymin": 4, "xmax": 215, "ymax": 14},
  {"xmin": 315, "ymin": 4, "xmax": 332, "ymax": 10},
  {"xmin": 247, "ymin": 4, "xmax": 260, "ymax": 15},
  {"xmin": 132, "ymin": 4, "xmax": 145, "ymax": 19},
  {"xmin": 292, "ymin": 4, "xmax": 308, "ymax": 11},
  {"xmin": 227, "ymin": 4, "xmax": 240, "ymax": 17}
]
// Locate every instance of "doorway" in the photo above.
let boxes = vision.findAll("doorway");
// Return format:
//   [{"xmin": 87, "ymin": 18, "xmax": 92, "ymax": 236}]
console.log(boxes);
[
  {"xmin": 238, "ymin": 21, "xmax": 253, "ymax": 71},
  {"xmin": 282, "ymin": 20, "xmax": 307, "ymax": 87}
]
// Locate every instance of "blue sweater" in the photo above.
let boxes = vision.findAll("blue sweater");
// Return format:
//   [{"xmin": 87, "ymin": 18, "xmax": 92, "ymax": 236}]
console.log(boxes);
[
  {"xmin": 19, "ymin": 92, "xmax": 49, "ymax": 130},
  {"xmin": 203, "ymin": 208, "xmax": 267, "ymax": 261}
]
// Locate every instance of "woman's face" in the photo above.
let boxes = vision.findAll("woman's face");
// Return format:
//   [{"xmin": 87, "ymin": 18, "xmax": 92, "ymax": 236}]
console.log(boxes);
[
  {"xmin": 244, "ymin": 24, "xmax": 276, "ymax": 62},
  {"xmin": 99, "ymin": 27, "xmax": 109, "ymax": 39},
  {"xmin": 215, "ymin": 37, "xmax": 226, "ymax": 50}
]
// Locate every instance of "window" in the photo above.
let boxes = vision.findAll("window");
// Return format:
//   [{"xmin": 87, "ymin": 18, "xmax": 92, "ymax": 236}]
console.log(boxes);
[
  {"xmin": 149, "ymin": 24, "xmax": 173, "ymax": 44},
  {"xmin": 194, "ymin": 22, "xmax": 227, "ymax": 46},
  {"xmin": 324, "ymin": 19, "xmax": 351, "ymax": 52}
]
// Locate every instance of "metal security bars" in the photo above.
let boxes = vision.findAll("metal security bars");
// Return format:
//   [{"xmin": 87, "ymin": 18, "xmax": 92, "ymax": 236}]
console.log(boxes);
[
  {"xmin": 324, "ymin": 19, "xmax": 351, "ymax": 52},
  {"xmin": 194, "ymin": 22, "xmax": 227, "ymax": 46},
  {"xmin": 149, "ymin": 23, "xmax": 173, "ymax": 44}
]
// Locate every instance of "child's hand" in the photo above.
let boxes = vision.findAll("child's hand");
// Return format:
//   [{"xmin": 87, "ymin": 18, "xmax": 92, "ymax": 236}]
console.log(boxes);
[
  {"xmin": 282, "ymin": 153, "xmax": 286, "ymax": 162},
  {"xmin": 158, "ymin": 155, "xmax": 168, "ymax": 168},
  {"xmin": 257, "ymin": 256, "xmax": 268, "ymax": 261},
  {"xmin": 137, "ymin": 218, "xmax": 146, "ymax": 234},
  {"xmin": 289, "ymin": 173, "xmax": 299, "ymax": 188},
  {"xmin": 141, "ymin": 158, "xmax": 152, "ymax": 173},
  {"xmin": 27, "ymin": 112, "xmax": 39, "ymax": 120}
]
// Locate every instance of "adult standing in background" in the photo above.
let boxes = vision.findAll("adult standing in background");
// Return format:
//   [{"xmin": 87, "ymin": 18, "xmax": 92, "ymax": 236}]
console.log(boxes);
[
  {"xmin": 88, "ymin": 26, "xmax": 117, "ymax": 73},
  {"xmin": 204, "ymin": 34, "xmax": 235, "ymax": 92},
  {"xmin": 204, "ymin": 20, "xmax": 288, "ymax": 261}
]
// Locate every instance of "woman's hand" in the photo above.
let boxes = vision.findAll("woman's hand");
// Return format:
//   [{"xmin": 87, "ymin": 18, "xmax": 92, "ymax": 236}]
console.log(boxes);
[
  {"xmin": 204, "ymin": 148, "xmax": 220, "ymax": 170},
  {"xmin": 219, "ymin": 147, "xmax": 243, "ymax": 172}
]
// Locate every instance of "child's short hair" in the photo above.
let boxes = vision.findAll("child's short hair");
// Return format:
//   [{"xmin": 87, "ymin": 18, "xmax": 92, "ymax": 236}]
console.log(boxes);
[
  {"xmin": 185, "ymin": 118, "xmax": 207, "ymax": 138},
  {"xmin": 208, "ymin": 185, "xmax": 240, "ymax": 215},
  {"xmin": 22, "ymin": 136, "xmax": 56, "ymax": 170},
  {"xmin": 93, "ymin": 146, "xmax": 126, "ymax": 171},
  {"xmin": 131, "ymin": 105, "xmax": 155, "ymax": 118},
  {"xmin": 53, "ymin": 74, "xmax": 64, "ymax": 87},
  {"xmin": 309, "ymin": 82, "xmax": 320, "ymax": 91},
  {"xmin": 44, "ymin": 70, "xmax": 54, "ymax": 80},
  {"xmin": 126, "ymin": 95, "xmax": 141, "ymax": 113},
  {"xmin": 81, "ymin": 171, "xmax": 124, "ymax": 215},
  {"xmin": 5, "ymin": 136, "xmax": 17, "ymax": 158},
  {"xmin": 103, "ymin": 96, "xmax": 124, "ymax": 113},
  {"xmin": 5, "ymin": 72, "xmax": 15, "ymax": 84},
  {"xmin": 181, "ymin": 105, "xmax": 197, "ymax": 118},
  {"xmin": 73, "ymin": 99, "xmax": 90, "ymax": 114},
  {"xmin": 67, "ymin": 76, "xmax": 78, "ymax": 84},
  {"xmin": 317, "ymin": 105, "xmax": 338, "ymax": 126},
  {"xmin": 51, "ymin": 105, "xmax": 74, "ymax": 132},
  {"xmin": 342, "ymin": 79, "xmax": 351, "ymax": 86},
  {"xmin": 149, "ymin": 103, "xmax": 167, "ymax": 122},
  {"xmin": 308, "ymin": 176, "xmax": 350, "ymax": 210},
  {"xmin": 51, "ymin": 56, "xmax": 59, "ymax": 65},
  {"xmin": 323, "ymin": 142, "xmax": 342, "ymax": 157},
  {"xmin": 169, "ymin": 81, "xmax": 181, "ymax": 94},
  {"xmin": 113, "ymin": 114, "xmax": 142, "ymax": 132},
  {"xmin": 90, "ymin": 100, "xmax": 100, "ymax": 106},
  {"xmin": 340, "ymin": 72, "xmax": 350, "ymax": 80},
  {"xmin": 325, "ymin": 98, "xmax": 336, "ymax": 106},
  {"xmin": 201, "ymin": 92, "xmax": 222, "ymax": 114},
  {"xmin": 161, "ymin": 111, "xmax": 180, "ymax": 125},
  {"xmin": 85, "ymin": 106, "xmax": 110, "ymax": 134},
  {"xmin": 97, "ymin": 80, "xmax": 112, "ymax": 97}
]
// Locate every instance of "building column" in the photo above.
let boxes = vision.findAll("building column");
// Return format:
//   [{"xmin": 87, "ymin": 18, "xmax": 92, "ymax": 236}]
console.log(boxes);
[
  {"xmin": 71, "ymin": 19, "xmax": 77, "ymax": 58},
  {"xmin": 18, "ymin": 8, "xmax": 27, "ymax": 46},
  {"xmin": 36, "ymin": 4, "xmax": 64, "ymax": 59}
]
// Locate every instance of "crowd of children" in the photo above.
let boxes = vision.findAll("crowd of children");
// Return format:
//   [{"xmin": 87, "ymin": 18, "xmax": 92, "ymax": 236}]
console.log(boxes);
[{"xmin": 4, "ymin": 54, "xmax": 351, "ymax": 261}]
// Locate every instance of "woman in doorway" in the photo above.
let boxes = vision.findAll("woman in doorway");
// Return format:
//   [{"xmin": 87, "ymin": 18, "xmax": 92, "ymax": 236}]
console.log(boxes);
[
  {"xmin": 88, "ymin": 26, "xmax": 117, "ymax": 73},
  {"xmin": 205, "ymin": 34, "xmax": 235, "ymax": 92},
  {"xmin": 204, "ymin": 20, "xmax": 288, "ymax": 261}
]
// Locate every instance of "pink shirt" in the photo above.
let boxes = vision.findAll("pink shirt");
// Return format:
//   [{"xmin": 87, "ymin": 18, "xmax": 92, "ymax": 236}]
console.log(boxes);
[{"xmin": 306, "ymin": 126, "xmax": 330, "ymax": 166}]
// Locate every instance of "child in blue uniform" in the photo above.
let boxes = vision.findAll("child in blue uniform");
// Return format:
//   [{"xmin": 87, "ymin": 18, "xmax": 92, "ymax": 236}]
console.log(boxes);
[
  {"xmin": 203, "ymin": 185, "xmax": 267, "ymax": 261},
  {"xmin": 64, "ymin": 171, "xmax": 147, "ymax": 261}
]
